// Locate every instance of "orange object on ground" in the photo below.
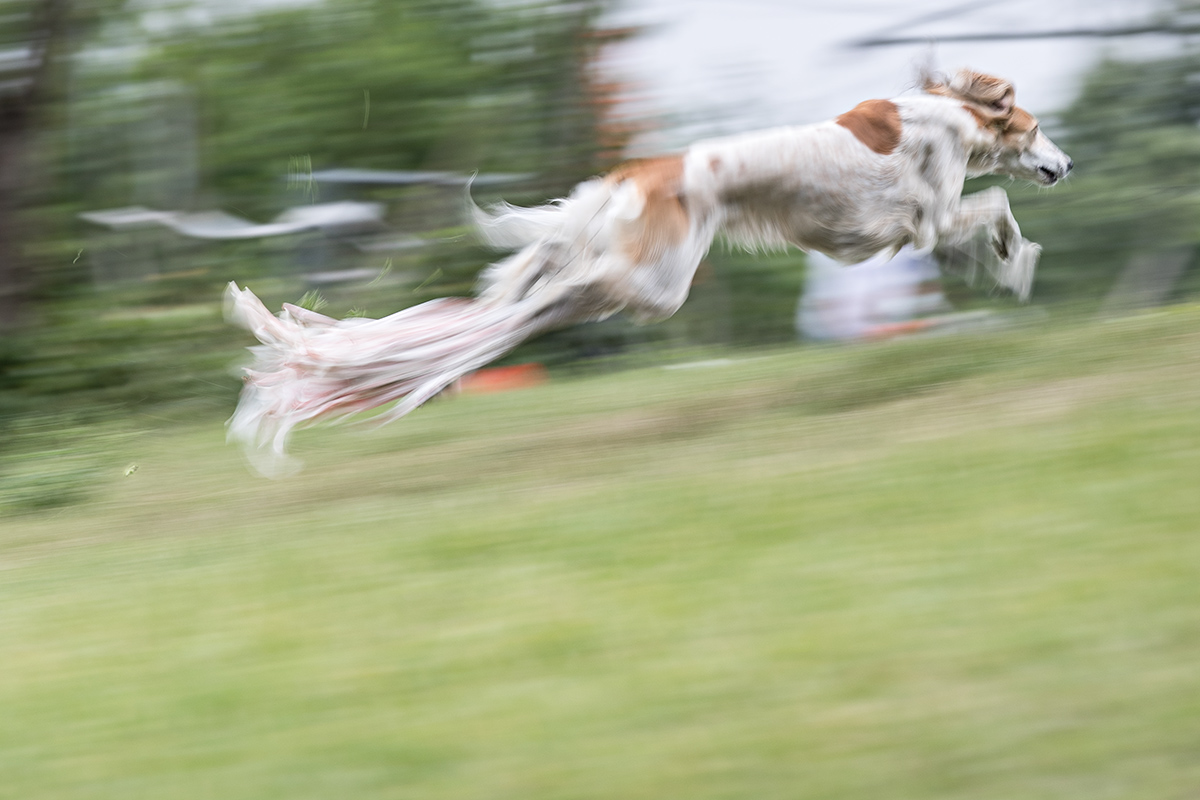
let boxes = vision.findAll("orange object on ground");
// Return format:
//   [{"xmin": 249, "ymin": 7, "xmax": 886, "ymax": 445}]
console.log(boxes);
[
  {"xmin": 865, "ymin": 319, "xmax": 936, "ymax": 340},
  {"xmin": 458, "ymin": 362, "xmax": 548, "ymax": 394}
]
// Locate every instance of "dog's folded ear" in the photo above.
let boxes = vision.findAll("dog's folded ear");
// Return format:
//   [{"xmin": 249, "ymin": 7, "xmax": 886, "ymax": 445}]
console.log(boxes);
[
  {"xmin": 926, "ymin": 68, "xmax": 1015, "ymax": 121},
  {"xmin": 952, "ymin": 69, "xmax": 1015, "ymax": 114}
]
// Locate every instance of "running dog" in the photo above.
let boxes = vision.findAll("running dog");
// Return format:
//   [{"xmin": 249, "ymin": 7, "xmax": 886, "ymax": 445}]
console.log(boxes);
[{"xmin": 226, "ymin": 67, "xmax": 1071, "ymax": 472}]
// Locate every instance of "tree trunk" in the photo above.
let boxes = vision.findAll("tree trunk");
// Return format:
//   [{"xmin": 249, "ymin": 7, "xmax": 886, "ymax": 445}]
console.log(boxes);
[
  {"xmin": 0, "ymin": 125, "xmax": 30, "ymax": 330},
  {"xmin": 0, "ymin": 0, "xmax": 70, "ymax": 330}
]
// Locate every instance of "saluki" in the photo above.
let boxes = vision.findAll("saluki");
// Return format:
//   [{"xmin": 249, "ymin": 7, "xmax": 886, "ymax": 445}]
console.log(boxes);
[{"xmin": 226, "ymin": 67, "xmax": 1072, "ymax": 473}]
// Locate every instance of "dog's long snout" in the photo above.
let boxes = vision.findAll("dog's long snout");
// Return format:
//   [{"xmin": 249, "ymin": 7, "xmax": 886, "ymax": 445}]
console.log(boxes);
[{"xmin": 1044, "ymin": 154, "xmax": 1072, "ymax": 184}]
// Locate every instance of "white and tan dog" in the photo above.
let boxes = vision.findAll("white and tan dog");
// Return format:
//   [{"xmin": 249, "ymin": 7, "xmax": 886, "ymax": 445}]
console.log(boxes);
[
  {"xmin": 226, "ymin": 68, "xmax": 1071, "ymax": 471},
  {"xmin": 475, "ymin": 67, "xmax": 1070, "ymax": 311}
]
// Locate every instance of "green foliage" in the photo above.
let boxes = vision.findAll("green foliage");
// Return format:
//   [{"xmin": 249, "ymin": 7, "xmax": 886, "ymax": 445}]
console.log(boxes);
[
  {"xmin": 705, "ymin": 248, "xmax": 808, "ymax": 344},
  {"xmin": 296, "ymin": 290, "xmax": 329, "ymax": 313},
  {"xmin": 0, "ymin": 409, "xmax": 129, "ymax": 513},
  {"xmin": 123, "ymin": 0, "xmax": 613, "ymax": 210},
  {"xmin": 0, "ymin": 287, "xmax": 243, "ymax": 415},
  {"xmin": 2, "ymin": 0, "xmax": 633, "ymax": 422},
  {"xmin": 1011, "ymin": 16, "xmax": 1200, "ymax": 301}
]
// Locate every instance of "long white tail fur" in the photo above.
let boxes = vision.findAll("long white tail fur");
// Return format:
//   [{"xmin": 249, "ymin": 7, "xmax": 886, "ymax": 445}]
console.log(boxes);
[
  {"xmin": 470, "ymin": 178, "xmax": 611, "ymax": 251},
  {"xmin": 226, "ymin": 284, "xmax": 575, "ymax": 476},
  {"xmin": 472, "ymin": 178, "xmax": 632, "ymax": 303}
]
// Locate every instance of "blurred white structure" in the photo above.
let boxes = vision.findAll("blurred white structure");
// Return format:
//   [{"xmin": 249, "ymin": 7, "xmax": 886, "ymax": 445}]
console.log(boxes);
[
  {"xmin": 609, "ymin": 0, "xmax": 1157, "ymax": 151},
  {"xmin": 797, "ymin": 246, "xmax": 947, "ymax": 341},
  {"xmin": 80, "ymin": 202, "xmax": 384, "ymax": 239}
]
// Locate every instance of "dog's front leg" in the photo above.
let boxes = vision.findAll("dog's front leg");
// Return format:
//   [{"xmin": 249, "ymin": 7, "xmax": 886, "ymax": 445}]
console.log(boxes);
[{"xmin": 940, "ymin": 186, "xmax": 1040, "ymax": 300}]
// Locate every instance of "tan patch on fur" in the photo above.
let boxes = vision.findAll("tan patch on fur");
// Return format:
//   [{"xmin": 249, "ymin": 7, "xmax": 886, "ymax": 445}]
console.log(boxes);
[
  {"xmin": 927, "ymin": 69, "xmax": 1014, "ymax": 113},
  {"xmin": 836, "ymin": 99, "xmax": 902, "ymax": 155},
  {"xmin": 1006, "ymin": 108, "xmax": 1037, "ymax": 134},
  {"xmin": 962, "ymin": 102, "xmax": 1039, "ymax": 140},
  {"xmin": 961, "ymin": 103, "xmax": 993, "ymax": 129},
  {"xmin": 606, "ymin": 155, "xmax": 688, "ymax": 264},
  {"xmin": 930, "ymin": 69, "xmax": 1024, "ymax": 133},
  {"xmin": 956, "ymin": 71, "xmax": 1014, "ymax": 113}
]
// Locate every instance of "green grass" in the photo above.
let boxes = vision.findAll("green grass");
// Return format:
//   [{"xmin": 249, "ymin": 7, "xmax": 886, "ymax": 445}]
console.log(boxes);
[{"xmin": 3, "ymin": 308, "xmax": 1200, "ymax": 799}]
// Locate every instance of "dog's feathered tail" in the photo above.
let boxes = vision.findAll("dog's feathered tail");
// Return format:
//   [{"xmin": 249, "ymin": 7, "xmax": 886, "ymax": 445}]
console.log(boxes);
[
  {"xmin": 469, "ymin": 177, "xmax": 626, "ymax": 303},
  {"xmin": 470, "ymin": 178, "xmax": 612, "ymax": 252},
  {"xmin": 225, "ymin": 283, "xmax": 579, "ymax": 476}
]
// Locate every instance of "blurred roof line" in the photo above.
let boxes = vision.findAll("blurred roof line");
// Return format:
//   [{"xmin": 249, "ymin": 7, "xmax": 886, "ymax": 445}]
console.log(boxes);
[
  {"xmin": 79, "ymin": 202, "xmax": 383, "ymax": 239},
  {"xmin": 851, "ymin": 22, "xmax": 1200, "ymax": 48},
  {"xmin": 306, "ymin": 169, "xmax": 536, "ymax": 187}
]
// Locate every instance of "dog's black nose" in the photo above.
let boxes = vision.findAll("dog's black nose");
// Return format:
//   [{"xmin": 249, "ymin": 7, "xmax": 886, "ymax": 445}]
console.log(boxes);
[{"xmin": 1066, "ymin": 159, "xmax": 1074, "ymax": 172}]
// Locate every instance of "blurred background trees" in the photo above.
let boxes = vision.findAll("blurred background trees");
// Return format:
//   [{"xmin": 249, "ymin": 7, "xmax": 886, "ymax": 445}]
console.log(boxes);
[
  {"xmin": 131, "ymin": 0, "xmax": 622, "ymax": 208},
  {"xmin": 1012, "ymin": 4, "xmax": 1200, "ymax": 305},
  {"xmin": 1, "ymin": 0, "xmax": 642, "ymax": 413},
  {"xmin": 0, "ymin": 0, "xmax": 119, "ymax": 327}
]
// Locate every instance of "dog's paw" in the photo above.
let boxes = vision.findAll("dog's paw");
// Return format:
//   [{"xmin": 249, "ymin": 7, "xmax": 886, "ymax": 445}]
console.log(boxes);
[
  {"xmin": 1001, "ymin": 239, "xmax": 1041, "ymax": 301},
  {"xmin": 991, "ymin": 233, "xmax": 1011, "ymax": 262}
]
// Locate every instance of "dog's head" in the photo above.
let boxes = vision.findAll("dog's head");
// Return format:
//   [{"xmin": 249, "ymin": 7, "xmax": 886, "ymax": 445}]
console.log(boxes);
[{"xmin": 925, "ymin": 69, "xmax": 1073, "ymax": 186}]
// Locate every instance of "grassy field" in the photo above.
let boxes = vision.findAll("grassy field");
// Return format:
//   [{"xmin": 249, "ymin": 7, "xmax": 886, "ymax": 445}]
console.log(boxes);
[{"xmin": 3, "ymin": 308, "xmax": 1200, "ymax": 799}]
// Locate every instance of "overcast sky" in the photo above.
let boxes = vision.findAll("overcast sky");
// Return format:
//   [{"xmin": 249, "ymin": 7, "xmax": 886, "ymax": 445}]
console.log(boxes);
[{"xmin": 604, "ymin": 0, "xmax": 1167, "ymax": 151}]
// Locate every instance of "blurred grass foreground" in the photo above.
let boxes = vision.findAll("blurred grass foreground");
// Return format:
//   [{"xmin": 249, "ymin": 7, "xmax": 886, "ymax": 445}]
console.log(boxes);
[{"xmin": 3, "ymin": 307, "xmax": 1200, "ymax": 799}]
